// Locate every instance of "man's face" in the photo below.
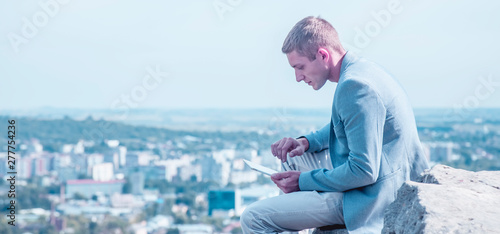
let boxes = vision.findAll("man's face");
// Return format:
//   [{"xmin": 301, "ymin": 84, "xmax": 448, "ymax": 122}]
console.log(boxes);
[{"xmin": 286, "ymin": 50, "xmax": 330, "ymax": 90}]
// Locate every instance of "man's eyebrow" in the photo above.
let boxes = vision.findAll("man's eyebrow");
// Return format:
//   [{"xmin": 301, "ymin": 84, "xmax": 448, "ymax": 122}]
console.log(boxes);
[{"xmin": 292, "ymin": 64, "xmax": 301, "ymax": 68}]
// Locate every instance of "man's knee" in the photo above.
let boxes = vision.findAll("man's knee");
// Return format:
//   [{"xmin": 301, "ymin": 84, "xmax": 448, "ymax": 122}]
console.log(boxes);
[
  {"xmin": 241, "ymin": 203, "xmax": 261, "ymax": 232},
  {"xmin": 240, "ymin": 205, "xmax": 254, "ymax": 227},
  {"xmin": 241, "ymin": 201, "xmax": 275, "ymax": 233}
]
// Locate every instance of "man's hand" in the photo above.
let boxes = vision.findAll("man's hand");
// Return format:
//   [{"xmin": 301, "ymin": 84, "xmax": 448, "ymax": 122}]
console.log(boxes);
[
  {"xmin": 271, "ymin": 137, "xmax": 308, "ymax": 163},
  {"xmin": 271, "ymin": 171, "xmax": 301, "ymax": 194}
]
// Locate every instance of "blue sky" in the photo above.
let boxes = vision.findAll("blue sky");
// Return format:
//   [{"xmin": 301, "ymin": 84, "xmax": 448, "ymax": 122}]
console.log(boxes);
[{"xmin": 1, "ymin": 0, "xmax": 500, "ymax": 110}]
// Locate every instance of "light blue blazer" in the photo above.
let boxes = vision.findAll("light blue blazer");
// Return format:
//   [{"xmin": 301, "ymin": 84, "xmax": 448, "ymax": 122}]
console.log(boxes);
[{"xmin": 299, "ymin": 51, "xmax": 430, "ymax": 233}]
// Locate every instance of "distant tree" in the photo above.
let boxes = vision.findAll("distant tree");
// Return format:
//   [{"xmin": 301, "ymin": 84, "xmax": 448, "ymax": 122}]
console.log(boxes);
[
  {"xmin": 167, "ymin": 228, "xmax": 180, "ymax": 234},
  {"xmin": 225, "ymin": 182, "xmax": 236, "ymax": 189},
  {"xmin": 72, "ymin": 192, "xmax": 87, "ymax": 200},
  {"xmin": 231, "ymin": 227, "xmax": 243, "ymax": 234},
  {"xmin": 144, "ymin": 179, "xmax": 171, "ymax": 194},
  {"xmin": 35, "ymin": 216, "xmax": 57, "ymax": 234},
  {"xmin": 45, "ymin": 185, "xmax": 61, "ymax": 194},
  {"xmin": 95, "ymin": 216, "xmax": 128, "ymax": 234},
  {"xmin": 175, "ymin": 191, "xmax": 196, "ymax": 207},
  {"xmin": 65, "ymin": 215, "xmax": 90, "ymax": 234},
  {"xmin": 173, "ymin": 213, "xmax": 189, "ymax": 224},
  {"xmin": 77, "ymin": 173, "xmax": 91, "ymax": 180},
  {"xmin": 89, "ymin": 220, "xmax": 98, "ymax": 234},
  {"xmin": 42, "ymin": 143, "xmax": 60, "ymax": 153},
  {"xmin": 201, "ymin": 216, "xmax": 224, "ymax": 232},
  {"xmin": 143, "ymin": 203, "xmax": 158, "ymax": 219},
  {"xmin": 17, "ymin": 185, "xmax": 51, "ymax": 209},
  {"xmin": 0, "ymin": 217, "xmax": 15, "ymax": 234}
]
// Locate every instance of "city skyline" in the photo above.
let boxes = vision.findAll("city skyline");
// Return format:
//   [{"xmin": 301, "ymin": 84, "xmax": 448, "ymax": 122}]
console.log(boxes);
[{"xmin": 0, "ymin": 107, "xmax": 499, "ymax": 232}]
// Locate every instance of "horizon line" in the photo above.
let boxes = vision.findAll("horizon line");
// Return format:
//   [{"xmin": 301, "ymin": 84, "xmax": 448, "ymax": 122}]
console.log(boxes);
[{"xmin": 3, "ymin": 106, "xmax": 500, "ymax": 111}]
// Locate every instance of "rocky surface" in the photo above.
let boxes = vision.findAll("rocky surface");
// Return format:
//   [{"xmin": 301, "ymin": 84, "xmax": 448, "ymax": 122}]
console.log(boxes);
[{"xmin": 383, "ymin": 164, "xmax": 500, "ymax": 233}]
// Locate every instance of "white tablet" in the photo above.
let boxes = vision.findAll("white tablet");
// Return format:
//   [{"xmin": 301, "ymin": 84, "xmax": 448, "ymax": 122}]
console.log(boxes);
[{"xmin": 243, "ymin": 159, "xmax": 278, "ymax": 176}]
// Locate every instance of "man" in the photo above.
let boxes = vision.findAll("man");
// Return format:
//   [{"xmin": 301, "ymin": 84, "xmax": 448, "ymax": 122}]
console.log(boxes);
[{"xmin": 240, "ymin": 16, "xmax": 430, "ymax": 233}]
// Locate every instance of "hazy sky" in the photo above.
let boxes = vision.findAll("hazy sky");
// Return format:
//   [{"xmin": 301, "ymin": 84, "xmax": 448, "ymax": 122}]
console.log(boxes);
[{"xmin": 1, "ymin": 0, "xmax": 500, "ymax": 111}]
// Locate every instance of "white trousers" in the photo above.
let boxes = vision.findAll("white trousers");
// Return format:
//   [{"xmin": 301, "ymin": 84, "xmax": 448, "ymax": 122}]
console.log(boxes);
[{"xmin": 241, "ymin": 149, "xmax": 344, "ymax": 233}]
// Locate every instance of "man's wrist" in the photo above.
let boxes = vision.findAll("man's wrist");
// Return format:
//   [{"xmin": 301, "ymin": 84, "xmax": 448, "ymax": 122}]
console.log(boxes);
[{"xmin": 296, "ymin": 136, "xmax": 309, "ymax": 152}]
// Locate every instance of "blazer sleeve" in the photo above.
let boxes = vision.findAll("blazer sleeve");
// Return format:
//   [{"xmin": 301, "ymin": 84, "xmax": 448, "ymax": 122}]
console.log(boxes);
[
  {"xmin": 299, "ymin": 79, "xmax": 387, "ymax": 192},
  {"xmin": 302, "ymin": 122, "xmax": 330, "ymax": 153}
]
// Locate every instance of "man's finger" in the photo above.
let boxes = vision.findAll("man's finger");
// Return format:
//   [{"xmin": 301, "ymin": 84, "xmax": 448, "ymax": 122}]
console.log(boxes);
[
  {"xmin": 272, "ymin": 139, "xmax": 283, "ymax": 157},
  {"xmin": 280, "ymin": 139, "xmax": 293, "ymax": 162},
  {"xmin": 272, "ymin": 175, "xmax": 294, "ymax": 194},
  {"xmin": 276, "ymin": 139, "xmax": 288, "ymax": 161},
  {"xmin": 271, "ymin": 176, "xmax": 286, "ymax": 189},
  {"xmin": 271, "ymin": 172, "xmax": 289, "ymax": 180}
]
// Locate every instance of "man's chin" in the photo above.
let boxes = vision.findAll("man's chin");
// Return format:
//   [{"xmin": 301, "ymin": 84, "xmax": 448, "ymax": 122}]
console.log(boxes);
[
  {"xmin": 314, "ymin": 82, "xmax": 328, "ymax": 90},
  {"xmin": 312, "ymin": 84, "xmax": 323, "ymax": 90}
]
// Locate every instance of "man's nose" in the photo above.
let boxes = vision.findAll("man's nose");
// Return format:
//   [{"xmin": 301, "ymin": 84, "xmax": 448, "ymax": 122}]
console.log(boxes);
[{"xmin": 295, "ymin": 72, "xmax": 304, "ymax": 82}]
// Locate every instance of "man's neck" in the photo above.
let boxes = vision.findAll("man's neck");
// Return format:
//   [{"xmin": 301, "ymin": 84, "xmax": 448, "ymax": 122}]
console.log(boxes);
[{"xmin": 328, "ymin": 50, "xmax": 347, "ymax": 83}]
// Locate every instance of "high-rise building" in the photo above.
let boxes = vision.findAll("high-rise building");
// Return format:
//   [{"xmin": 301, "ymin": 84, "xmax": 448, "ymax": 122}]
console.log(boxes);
[
  {"xmin": 208, "ymin": 190, "xmax": 239, "ymax": 216},
  {"xmin": 422, "ymin": 142, "xmax": 455, "ymax": 162},
  {"xmin": 92, "ymin": 163, "xmax": 114, "ymax": 181},
  {"xmin": 130, "ymin": 171, "xmax": 145, "ymax": 195}
]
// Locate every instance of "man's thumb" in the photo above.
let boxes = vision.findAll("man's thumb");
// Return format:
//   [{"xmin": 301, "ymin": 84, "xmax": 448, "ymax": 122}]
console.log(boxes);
[
  {"xmin": 271, "ymin": 172, "xmax": 287, "ymax": 180},
  {"xmin": 289, "ymin": 149, "xmax": 301, "ymax": 157}
]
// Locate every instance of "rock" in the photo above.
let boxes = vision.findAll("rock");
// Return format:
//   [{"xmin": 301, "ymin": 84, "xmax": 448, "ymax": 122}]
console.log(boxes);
[{"xmin": 383, "ymin": 164, "xmax": 500, "ymax": 233}]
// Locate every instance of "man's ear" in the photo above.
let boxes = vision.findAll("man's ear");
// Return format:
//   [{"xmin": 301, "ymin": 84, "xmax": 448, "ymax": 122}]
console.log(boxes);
[{"xmin": 317, "ymin": 48, "xmax": 330, "ymax": 62}]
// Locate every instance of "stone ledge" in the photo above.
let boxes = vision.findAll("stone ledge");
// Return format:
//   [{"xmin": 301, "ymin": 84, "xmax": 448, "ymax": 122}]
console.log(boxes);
[{"xmin": 383, "ymin": 164, "xmax": 500, "ymax": 233}]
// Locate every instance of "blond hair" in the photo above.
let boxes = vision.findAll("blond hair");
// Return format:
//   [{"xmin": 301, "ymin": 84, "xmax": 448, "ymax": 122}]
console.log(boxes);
[{"xmin": 282, "ymin": 16, "xmax": 344, "ymax": 61}]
